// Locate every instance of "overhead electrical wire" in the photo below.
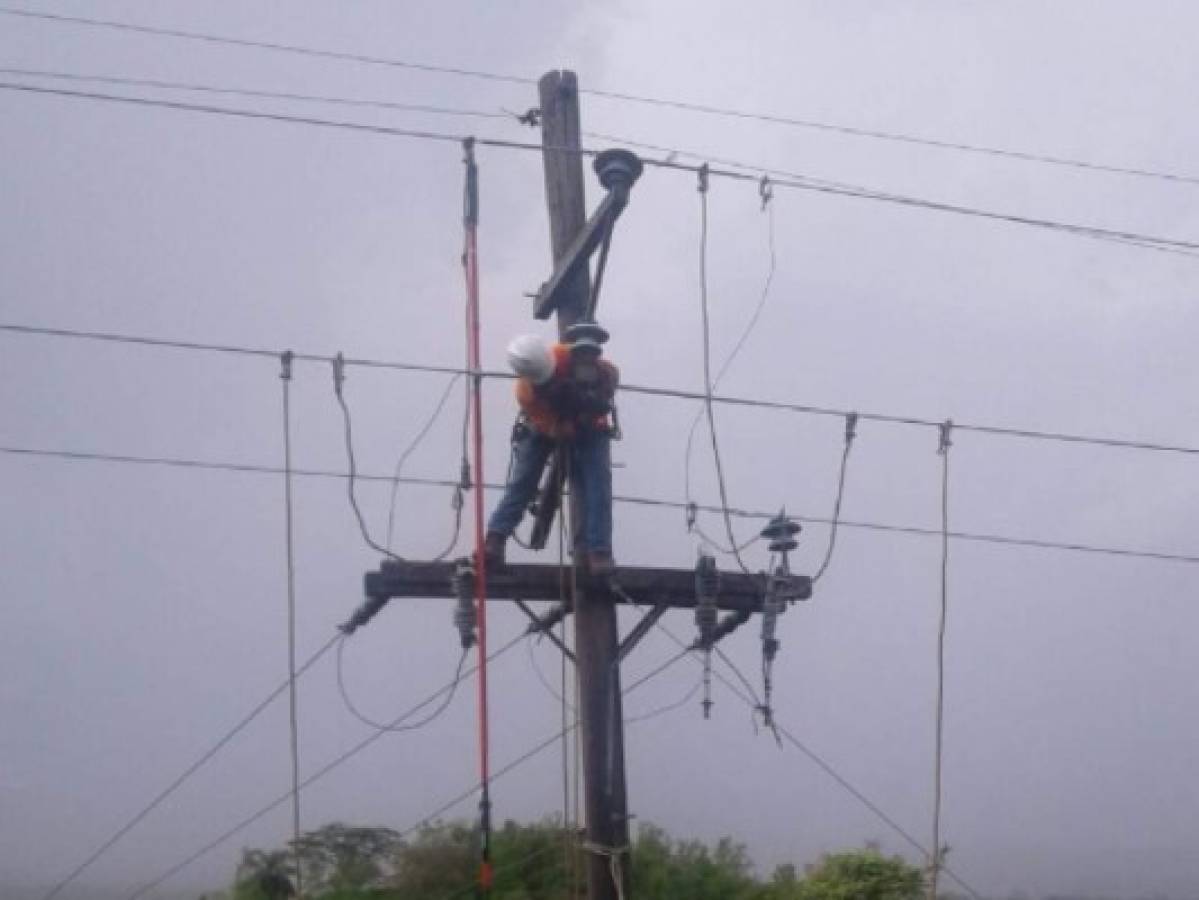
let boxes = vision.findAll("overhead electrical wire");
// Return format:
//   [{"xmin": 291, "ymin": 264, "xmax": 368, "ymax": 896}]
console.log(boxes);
[
  {"xmin": 4, "ymin": 66, "xmax": 1196, "ymax": 264},
  {"xmin": 654, "ymin": 622, "xmax": 985, "ymax": 900},
  {"xmin": 384, "ymin": 372, "xmax": 467, "ymax": 555},
  {"xmin": 683, "ymin": 174, "xmax": 777, "ymax": 557},
  {"xmin": 694, "ymin": 166, "xmax": 753, "ymax": 575},
  {"xmin": 129, "ymin": 633, "xmax": 689, "ymax": 898},
  {"xmin": 331, "ymin": 353, "xmax": 424, "ymax": 563},
  {"xmin": 3, "ymin": 5, "xmax": 1195, "ymax": 187},
  {"xmin": 6, "ymin": 321, "xmax": 1198, "ymax": 457},
  {"xmin": 0, "ymin": 66, "xmax": 510, "ymax": 118},
  {"xmin": 125, "ymin": 629, "xmax": 527, "ymax": 900},
  {"xmin": 336, "ymin": 638, "xmax": 469, "ymax": 733},
  {"xmin": 38, "ymin": 632, "xmax": 340, "ymax": 900},
  {"xmin": 4, "ymin": 441, "xmax": 1199, "ymax": 566},
  {"xmin": 3, "ymin": 81, "xmax": 1197, "ymax": 256}
]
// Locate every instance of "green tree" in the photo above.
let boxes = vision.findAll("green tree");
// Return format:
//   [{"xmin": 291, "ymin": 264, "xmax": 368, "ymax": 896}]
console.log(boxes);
[
  {"xmin": 233, "ymin": 848, "xmax": 294, "ymax": 900},
  {"xmin": 289, "ymin": 823, "xmax": 402, "ymax": 895},
  {"xmin": 779, "ymin": 849, "xmax": 924, "ymax": 900},
  {"xmin": 631, "ymin": 823, "xmax": 761, "ymax": 900}
]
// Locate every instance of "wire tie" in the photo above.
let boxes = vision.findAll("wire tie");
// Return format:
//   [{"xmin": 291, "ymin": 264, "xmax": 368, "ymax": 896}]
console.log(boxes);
[
  {"xmin": 845, "ymin": 411, "xmax": 859, "ymax": 445},
  {"xmin": 697, "ymin": 162, "xmax": 709, "ymax": 194},
  {"xmin": 460, "ymin": 457, "xmax": 473, "ymax": 491},
  {"xmin": 759, "ymin": 175, "xmax": 773, "ymax": 210},
  {"xmin": 505, "ymin": 106, "xmax": 541, "ymax": 127},
  {"xmin": 279, "ymin": 350, "xmax": 293, "ymax": 382},
  {"xmin": 685, "ymin": 501, "xmax": 697, "ymax": 531},
  {"xmin": 938, "ymin": 419, "xmax": 954, "ymax": 455},
  {"xmin": 332, "ymin": 352, "xmax": 346, "ymax": 396}
]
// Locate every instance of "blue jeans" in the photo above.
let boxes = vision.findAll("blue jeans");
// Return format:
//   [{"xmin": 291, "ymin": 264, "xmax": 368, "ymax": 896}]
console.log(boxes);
[{"xmin": 487, "ymin": 428, "xmax": 612, "ymax": 554}]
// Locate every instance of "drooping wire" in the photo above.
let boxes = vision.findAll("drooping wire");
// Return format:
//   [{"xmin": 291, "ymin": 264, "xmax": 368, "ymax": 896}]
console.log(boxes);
[
  {"xmin": 278, "ymin": 351, "xmax": 304, "ymax": 900},
  {"xmin": 624, "ymin": 676, "xmax": 705, "ymax": 724},
  {"xmin": 331, "ymin": 353, "xmax": 403, "ymax": 561},
  {"xmin": 125, "ymin": 630, "xmax": 527, "ymax": 900},
  {"xmin": 654, "ymin": 621, "xmax": 984, "ymax": 900},
  {"xmin": 929, "ymin": 420, "xmax": 953, "ymax": 899},
  {"xmin": 812, "ymin": 413, "xmax": 858, "ymax": 582},
  {"xmin": 695, "ymin": 166, "xmax": 752, "ymax": 575},
  {"xmin": 38, "ymin": 632, "xmax": 339, "ymax": 900},
  {"xmin": 525, "ymin": 633, "xmax": 575, "ymax": 714},
  {"xmin": 684, "ymin": 175, "xmax": 777, "ymax": 557},
  {"xmin": 383, "ymin": 372, "xmax": 467, "ymax": 556},
  {"xmin": 336, "ymin": 637, "xmax": 468, "ymax": 732}
]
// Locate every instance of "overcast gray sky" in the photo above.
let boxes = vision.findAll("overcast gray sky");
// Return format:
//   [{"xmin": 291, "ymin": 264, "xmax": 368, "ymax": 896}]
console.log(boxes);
[{"xmin": 2, "ymin": 2, "xmax": 1198, "ymax": 898}]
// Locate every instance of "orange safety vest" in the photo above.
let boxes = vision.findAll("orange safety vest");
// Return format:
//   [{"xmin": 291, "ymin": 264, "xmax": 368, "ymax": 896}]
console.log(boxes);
[{"xmin": 515, "ymin": 344, "xmax": 619, "ymax": 439}]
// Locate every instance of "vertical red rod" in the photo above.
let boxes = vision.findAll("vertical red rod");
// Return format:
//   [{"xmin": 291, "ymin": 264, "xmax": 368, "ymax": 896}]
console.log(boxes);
[{"xmin": 462, "ymin": 138, "xmax": 493, "ymax": 894}]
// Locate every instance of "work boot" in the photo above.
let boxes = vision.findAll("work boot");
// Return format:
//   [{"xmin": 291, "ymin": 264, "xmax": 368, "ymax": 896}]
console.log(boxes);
[
  {"xmin": 586, "ymin": 550, "xmax": 614, "ymax": 579},
  {"xmin": 481, "ymin": 532, "xmax": 507, "ymax": 570}
]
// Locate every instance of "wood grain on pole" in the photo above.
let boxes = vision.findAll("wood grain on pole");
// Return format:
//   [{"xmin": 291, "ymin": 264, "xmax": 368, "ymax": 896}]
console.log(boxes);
[{"xmin": 538, "ymin": 68, "xmax": 631, "ymax": 900}]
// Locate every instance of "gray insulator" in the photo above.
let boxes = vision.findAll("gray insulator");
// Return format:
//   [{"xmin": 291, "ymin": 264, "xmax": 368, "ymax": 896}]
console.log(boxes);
[
  {"xmin": 452, "ymin": 562, "xmax": 477, "ymax": 649},
  {"xmin": 695, "ymin": 554, "xmax": 719, "ymax": 644},
  {"xmin": 454, "ymin": 596, "xmax": 477, "ymax": 649}
]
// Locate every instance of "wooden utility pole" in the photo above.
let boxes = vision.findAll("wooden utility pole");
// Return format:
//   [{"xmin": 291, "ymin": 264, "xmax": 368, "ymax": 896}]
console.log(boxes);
[
  {"xmin": 538, "ymin": 69, "xmax": 630, "ymax": 900},
  {"xmin": 350, "ymin": 68, "xmax": 812, "ymax": 900}
]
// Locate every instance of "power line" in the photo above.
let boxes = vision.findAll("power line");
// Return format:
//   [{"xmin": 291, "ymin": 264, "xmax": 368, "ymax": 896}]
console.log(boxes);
[
  {"xmin": 125, "ymin": 630, "xmax": 526, "ymax": 900},
  {"xmin": 656, "ymin": 622, "xmax": 985, "ymax": 900},
  {"xmin": 3, "ymin": 81, "xmax": 1198, "ymax": 255},
  {"xmin": 129, "ymin": 634, "xmax": 689, "ymax": 898},
  {"xmin": 6, "ymin": 320, "xmax": 1199, "ymax": 458},
  {"xmin": 0, "ymin": 66, "xmax": 510, "ymax": 119},
  {"xmin": 4, "ymin": 441, "xmax": 1199, "ymax": 566},
  {"xmin": 3, "ymin": 6, "xmax": 1195, "ymax": 187},
  {"xmin": 40, "ymin": 632, "xmax": 340, "ymax": 900},
  {"xmin": 4, "ymin": 66, "xmax": 1196, "ymax": 262}
]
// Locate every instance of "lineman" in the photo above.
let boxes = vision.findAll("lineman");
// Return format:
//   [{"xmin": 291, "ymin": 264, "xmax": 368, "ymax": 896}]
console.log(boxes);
[{"xmin": 483, "ymin": 322, "xmax": 619, "ymax": 577}]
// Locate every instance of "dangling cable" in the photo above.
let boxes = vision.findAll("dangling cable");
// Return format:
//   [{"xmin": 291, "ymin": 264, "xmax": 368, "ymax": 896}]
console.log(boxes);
[
  {"xmin": 684, "ymin": 173, "xmax": 777, "ymax": 556},
  {"xmin": 335, "ymin": 637, "xmax": 468, "ymax": 732},
  {"xmin": 461, "ymin": 137, "xmax": 493, "ymax": 897},
  {"xmin": 929, "ymin": 419, "xmax": 953, "ymax": 900},
  {"xmin": 384, "ymin": 371, "xmax": 465, "ymax": 553},
  {"xmin": 331, "ymin": 353, "xmax": 403, "ymax": 562},
  {"xmin": 813, "ymin": 412, "xmax": 858, "ymax": 582},
  {"xmin": 279, "ymin": 351, "xmax": 304, "ymax": 900},
  {"xmin": 695, "ymin": 164, "xmax": 752, "ymax": 575}
]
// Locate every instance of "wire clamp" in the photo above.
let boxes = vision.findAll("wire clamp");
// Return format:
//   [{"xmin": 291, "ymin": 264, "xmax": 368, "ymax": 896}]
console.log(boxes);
[
  {"xmin": 279, "ymin": 349, "xmax": 293, "ymax": 382},
  {"xmin": 332, "ymin": 351, "xmax": 346, "ymax": 397},
  {"xmin": 938, "ymin": 419, "xmax": 954, "ymax": 455},
  {"xmin": 845, "ymin": 411, "xmax": 859, "ymax": 445},
  {"xmin": 759, "ymin": 175, "xmax": 773, "ymax": 210},
  {"xmin": 697, "ymin": 162, "xmax": 710, "ymax": 194}
]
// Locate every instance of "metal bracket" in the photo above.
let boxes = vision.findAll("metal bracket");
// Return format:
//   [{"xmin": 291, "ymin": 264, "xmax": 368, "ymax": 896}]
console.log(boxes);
[
  {"xmin": 533, "ymin": 149, "xmax": 644, "ymax": 320},
  {"xmin": 515, "ymin": 599, "xmax": 576, "ymax": 662}
]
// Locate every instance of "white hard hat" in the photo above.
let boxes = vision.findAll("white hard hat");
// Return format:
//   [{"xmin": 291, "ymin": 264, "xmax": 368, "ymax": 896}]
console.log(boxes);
[{"xmin": 506, "ymin": 334, "xmax": 555, "ymax": 385}]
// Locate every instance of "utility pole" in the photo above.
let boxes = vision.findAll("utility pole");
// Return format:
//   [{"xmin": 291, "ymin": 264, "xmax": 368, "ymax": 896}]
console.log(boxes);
[
  {"xmin": 347, "ymin": 67, "xmax": 813, "ymax": 900},
  {"xmin": 538, "ymin": 69, "xmax": 630, "ymax": 900}
]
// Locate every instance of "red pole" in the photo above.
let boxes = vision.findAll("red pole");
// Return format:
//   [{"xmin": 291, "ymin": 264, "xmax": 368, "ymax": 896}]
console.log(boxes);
[{"xmin": 462, "ymin": 138, "xmax": 493, "ymax": 894}]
